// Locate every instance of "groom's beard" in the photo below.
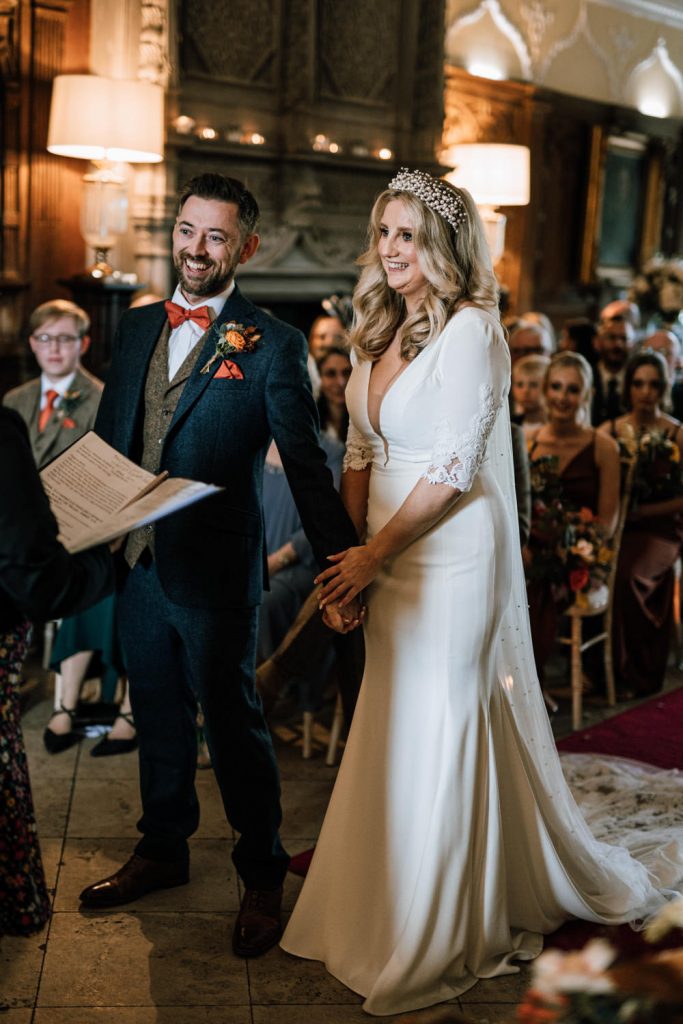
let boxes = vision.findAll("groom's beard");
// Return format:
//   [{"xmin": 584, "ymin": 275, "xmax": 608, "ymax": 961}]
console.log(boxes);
[{"xmin": 173, "ymin": 248, "xmax": 240, "ymax": 298}]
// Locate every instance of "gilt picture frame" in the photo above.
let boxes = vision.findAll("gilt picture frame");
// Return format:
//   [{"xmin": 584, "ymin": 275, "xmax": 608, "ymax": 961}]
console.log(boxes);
[{"xmin": 580, "ymin": 127, "xmax": 663, "ymax": 287}]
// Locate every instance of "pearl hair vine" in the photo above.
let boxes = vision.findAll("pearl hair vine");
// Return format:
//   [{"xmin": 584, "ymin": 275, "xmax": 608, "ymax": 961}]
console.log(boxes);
[{"xmin": 387, "ymin": 168, "xmax": 467, "ymax": 232}]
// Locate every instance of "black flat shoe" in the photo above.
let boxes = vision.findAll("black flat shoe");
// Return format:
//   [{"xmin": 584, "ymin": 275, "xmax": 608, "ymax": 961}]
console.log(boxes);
[
  {"xmin": 43, "ymin": 705, "xmax": 83, "ymax": 754},
  {"xmin": 90, "ymin": 712, "xmax": 138, "ymax": 757}
]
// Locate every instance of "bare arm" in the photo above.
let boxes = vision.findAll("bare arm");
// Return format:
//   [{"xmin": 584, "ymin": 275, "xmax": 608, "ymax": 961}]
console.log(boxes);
[
  {"xmin": 318, "ymin": 476, "xmax": 462, "ymax": 606},
  {"xmin": 340, "ymin": 465, "xmax": 371, "ymax": 540},
  {"xmin": 595, "ymin": 431, "xmax": 620, "ymax": 537},
  {"xmin": 318, "ymin": 315, "xmax": 510, "ymax": 606}
]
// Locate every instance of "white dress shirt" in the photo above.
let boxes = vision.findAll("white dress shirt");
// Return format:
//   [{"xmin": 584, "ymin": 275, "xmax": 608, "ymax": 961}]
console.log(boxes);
[
  {"xmin": 167, "ymin": 280, "xmax": 236, "ymax": 381},
  {"xmin": 40, "ymin": 371, "xmax": 77, "ymax": 410}
]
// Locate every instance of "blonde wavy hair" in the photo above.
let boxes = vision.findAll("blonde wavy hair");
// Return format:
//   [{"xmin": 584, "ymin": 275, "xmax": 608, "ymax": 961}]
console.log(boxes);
[
  {"xmin": 348, "ymin": 182, "xmax": 499, "ymax": 362},
  {"xmin": 544, "ymin": 351, "xmax": 594, "ymax": 426}
]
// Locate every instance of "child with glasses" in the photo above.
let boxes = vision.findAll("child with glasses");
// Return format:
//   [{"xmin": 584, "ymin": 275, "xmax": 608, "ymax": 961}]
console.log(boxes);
[{"xmin": 3, "ymin": 299, "xmax": 133, "ymax": 758}]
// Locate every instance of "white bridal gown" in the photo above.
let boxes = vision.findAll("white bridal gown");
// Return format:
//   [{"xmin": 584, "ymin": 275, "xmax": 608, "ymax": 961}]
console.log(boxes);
[{"xmin": 280, "ymin": 306, "xmax": 683, "ymax": 1016}]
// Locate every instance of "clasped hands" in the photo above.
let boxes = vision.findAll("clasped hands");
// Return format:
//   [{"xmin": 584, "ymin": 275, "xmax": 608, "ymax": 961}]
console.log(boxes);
[{"xmin": 315, "ymin": 543, "xmax": 381, "ymax": 634}]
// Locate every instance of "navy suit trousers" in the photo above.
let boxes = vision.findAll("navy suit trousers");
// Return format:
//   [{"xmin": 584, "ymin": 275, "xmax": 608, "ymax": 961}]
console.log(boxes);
[{"xmin": 118, "ymin": 559, "xmax": 289, "ymax": 889}]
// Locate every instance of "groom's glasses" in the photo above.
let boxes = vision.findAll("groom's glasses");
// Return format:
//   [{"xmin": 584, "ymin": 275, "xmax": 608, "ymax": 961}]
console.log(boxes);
[{"xmin": 31, "ymin": 333, "xmax": 81, "ymax": 347}]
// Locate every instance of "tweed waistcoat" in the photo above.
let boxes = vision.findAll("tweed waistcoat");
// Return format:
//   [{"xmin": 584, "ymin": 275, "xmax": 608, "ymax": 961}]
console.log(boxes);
[{"xmin": 125, "ymin": 322, "xmax": 211, "ymax": 567}]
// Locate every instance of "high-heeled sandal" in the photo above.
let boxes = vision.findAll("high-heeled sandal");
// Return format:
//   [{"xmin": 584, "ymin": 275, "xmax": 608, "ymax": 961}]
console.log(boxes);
[
  {"xmin": 43, "ymin": 704, "xmax": 83, "ymax": 754},
  {"xmin": 90, "ymin": 711, "xmax": 138, "ymax": 757}
]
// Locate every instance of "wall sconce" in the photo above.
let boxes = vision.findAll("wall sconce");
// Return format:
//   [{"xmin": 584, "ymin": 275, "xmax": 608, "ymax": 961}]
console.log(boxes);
[
  {"xmin": 444, "ymin": 143, "xmax": 530, "ymax": 264},
  {"xmin": 48, "ymin": 74, "xmax": 164, "ymax": 277}
]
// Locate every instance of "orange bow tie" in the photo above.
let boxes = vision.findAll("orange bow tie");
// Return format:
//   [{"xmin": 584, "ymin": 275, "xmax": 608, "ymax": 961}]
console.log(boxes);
[{"xmin": 165, "ymin": 300, "xmax": 212, "ymax": 331}]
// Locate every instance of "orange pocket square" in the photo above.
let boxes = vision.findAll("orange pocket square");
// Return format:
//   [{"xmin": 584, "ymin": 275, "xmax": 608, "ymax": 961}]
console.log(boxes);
[{"xmin": 214, "ymin": 359, "xmax": 244, "ymax": 380}]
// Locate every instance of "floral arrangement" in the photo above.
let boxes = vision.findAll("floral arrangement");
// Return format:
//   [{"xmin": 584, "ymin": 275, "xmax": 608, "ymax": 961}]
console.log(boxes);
[
  {"xmin": 527, "ymin": 453, "xmax": 613, "ymax": 607},
  {"xmin": 616, "ymin": 425, "xmax": 683, "ymax": 509},
  {"xmin": 629, "ymin": 255, "xmax": 683, "ymax": 325},
  {"xmin": 200, "ymin": 321, "xmax": 262, "ymax": 375},
  {"xmin": 516, "ymin": 897, "xmax": 683, "ymax": 1024},
  {"xmin": 58, "ymin": 388, "xmax": 81, "ymax": 429}
]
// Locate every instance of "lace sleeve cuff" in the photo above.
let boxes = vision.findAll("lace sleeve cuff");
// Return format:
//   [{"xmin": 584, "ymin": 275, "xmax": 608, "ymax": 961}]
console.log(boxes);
[
  {"xmin": 343, "ymin": 424, "xmax": 373, "ymax": 472},
  {"xmin": 422, "ymin": 383, "xmax": 500, "ymax": 492}
]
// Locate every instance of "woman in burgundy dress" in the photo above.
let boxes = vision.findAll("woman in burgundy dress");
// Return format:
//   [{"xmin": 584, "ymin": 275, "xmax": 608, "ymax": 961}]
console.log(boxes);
[
  {"xmin": 599, "ymin": 350, "xmax": 683, "ymax": 696},
  {"xmin": 526, "ymin": 353, "xmax": 620, "ymax": 681}
]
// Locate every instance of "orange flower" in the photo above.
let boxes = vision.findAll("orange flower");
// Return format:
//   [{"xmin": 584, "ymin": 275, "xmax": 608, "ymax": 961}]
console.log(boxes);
[{"xmin": 224, "ymin": 330, "xmax": 247, "ymax": 350}]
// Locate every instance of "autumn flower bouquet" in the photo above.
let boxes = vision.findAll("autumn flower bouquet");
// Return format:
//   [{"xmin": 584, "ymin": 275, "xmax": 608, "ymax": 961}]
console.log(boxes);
[
  {"xmin": 527, "ymin": 454, "xmax": 613, "ymax": 607},
  {"xmin": 516, "ymin": 897, "xmax": 683, "ymax": 1024},
  {"xmin": 616, "ymin": 425, "xmax": 683, "ymax": 510},
  {"xmin": 629, "ymin": 255, "xmax": 683, "ymax": 326}
]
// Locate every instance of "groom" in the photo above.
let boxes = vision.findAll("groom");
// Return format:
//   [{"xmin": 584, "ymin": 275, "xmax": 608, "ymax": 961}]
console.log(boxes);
[{"xmin": 79, "ymin": 173, "xmax": 360, "ymax": 956}]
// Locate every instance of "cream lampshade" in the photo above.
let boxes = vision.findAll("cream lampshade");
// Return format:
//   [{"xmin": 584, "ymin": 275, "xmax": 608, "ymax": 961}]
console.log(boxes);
[
  {"xmin": 444, "ymin": 144, "xmax": 530, "ymax": 264},
  {"xmin": 48, "ymin": 74, "xmax": 164, "ymax": 275}
]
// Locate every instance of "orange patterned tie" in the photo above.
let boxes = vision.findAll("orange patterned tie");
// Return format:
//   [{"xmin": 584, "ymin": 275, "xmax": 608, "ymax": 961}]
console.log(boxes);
[
  {"xmin": 38, "ymin": 389, "xmax": 59, "ymax": 432},
  {"xmin": 164, "ymin": 300, "xmax": 212, "ymax": 331}
]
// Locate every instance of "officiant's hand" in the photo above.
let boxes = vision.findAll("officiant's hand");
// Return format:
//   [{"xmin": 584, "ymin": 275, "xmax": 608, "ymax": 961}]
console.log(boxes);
[
  {"xmin": 316, "ymin": 544, "xmax": 380, "ymax": 607},
  {"xmin": 322, "ymin": 596, "xmax": 365, "ymax": 633}
]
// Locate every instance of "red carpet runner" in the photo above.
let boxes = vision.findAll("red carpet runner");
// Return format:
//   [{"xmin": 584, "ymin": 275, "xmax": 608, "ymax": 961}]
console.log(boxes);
[{"xmin": 556, "ymin": 686, "xmax": 683, "ymax": 770}]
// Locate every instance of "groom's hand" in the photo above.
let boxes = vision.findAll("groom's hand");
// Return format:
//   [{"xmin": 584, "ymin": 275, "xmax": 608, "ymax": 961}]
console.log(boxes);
[{"xmin": 322, "ymin": 596, "xmax": 365, "ymax": 634}]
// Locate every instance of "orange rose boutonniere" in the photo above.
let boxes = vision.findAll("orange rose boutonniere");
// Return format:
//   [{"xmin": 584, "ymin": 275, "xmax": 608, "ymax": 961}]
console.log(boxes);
[
  {"xmin": 59, "ymin": 389, "xmax": 81, "ymax": 429},
  {"xmin": 200, "ymin": 321, "xmax": 262, "ymax": 376}
]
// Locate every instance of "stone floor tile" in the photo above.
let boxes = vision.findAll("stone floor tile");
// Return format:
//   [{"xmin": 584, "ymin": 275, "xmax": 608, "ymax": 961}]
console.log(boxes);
[
  {"xmin": 24, "ymin": 721, "xmax": 80, "ymax": 780},
  {"xmin": 280, "ymin": 780, "xmax": 335, "ymax": 840},
  {"xmin": 53, "ymin": 838, "xmax": 239, "ymax": 912},
  {"xmin": 247, "ymin": 943, "xmax": 361, "ymax": 1004},
  {"xmin": 252, "ymin": 1004, "xmax": 461, "ymax": 1023},
  {"xmin": 34, "ymin": 1007, "xmax": 250, "ymax": 1023},
  {"xmin": 456, "ymin": 1004, "xmax": 517, "ymax": 1022},
  {"xmin": 38, "ymin": 912, "xmax": 248, "ymax": 1007},
  {"xmin": 40, "ymin": 835, "xmax": 65, "ymax": 895},
  {"xmin": 272, "ymin": 720, "xmax": 345, "ymax": 782},
  {"xmin": 67, "ymin": 776, "xmax": 141, "ymax": 838},
  {"xmin": 194, "ymin": 774, "xmax": 232, "ymax": 839},
  {"xmin": 459, "ymin": 970, "xmax": 531, "ymax": 1005},
  {"xmin": 31, "ymin": 774, "xmax": 73, "ymax": 838},
  {"xmin": 0, "ymin": 928, "xmax": 47, "ymax": 1008},
  {"xmin": 79, "ymin": 738, "xmax": 141, "ymax": 779}
]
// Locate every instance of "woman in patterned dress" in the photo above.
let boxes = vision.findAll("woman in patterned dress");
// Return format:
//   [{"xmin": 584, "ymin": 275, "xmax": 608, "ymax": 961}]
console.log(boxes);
[{"xmin": 0, "ymin": 406, "xmax": 112, "ymax": 935}]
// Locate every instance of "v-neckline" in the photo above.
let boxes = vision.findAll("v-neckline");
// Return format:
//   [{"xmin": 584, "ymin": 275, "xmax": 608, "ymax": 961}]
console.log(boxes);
[{"xmin": 367, "ymin": 357, "xmax": 411, "ymax": 438}]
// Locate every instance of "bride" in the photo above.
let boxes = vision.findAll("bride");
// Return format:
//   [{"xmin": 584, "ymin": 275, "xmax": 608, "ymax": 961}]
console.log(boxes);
[{"xmin": 279, "ymin": 168, "xmax": 683, "ymax": 1016}]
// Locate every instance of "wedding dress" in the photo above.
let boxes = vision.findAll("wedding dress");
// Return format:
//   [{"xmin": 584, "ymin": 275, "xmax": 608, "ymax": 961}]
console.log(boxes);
[{"xmin": 280, "ymin": 306, "xmax": 683, "ymax": 1016}]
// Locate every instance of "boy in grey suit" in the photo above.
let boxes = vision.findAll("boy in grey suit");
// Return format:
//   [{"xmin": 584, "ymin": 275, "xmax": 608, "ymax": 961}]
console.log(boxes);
[{"xmin": 3, "ymin": 299, "xmax": 102, "ymax": 469}]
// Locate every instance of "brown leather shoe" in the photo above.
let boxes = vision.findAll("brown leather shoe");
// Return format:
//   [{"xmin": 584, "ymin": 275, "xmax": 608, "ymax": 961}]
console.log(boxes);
[
  {"xmin": 79, "ymin": 854, "xmax": 189, "ymax": 908},
  {"xmin": 233, "ymin": 886, "xmax": 283, "ymax": 957}
]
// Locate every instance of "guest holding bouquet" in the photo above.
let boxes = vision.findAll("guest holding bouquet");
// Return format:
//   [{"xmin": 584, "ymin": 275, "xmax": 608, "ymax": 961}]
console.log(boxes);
[
  {"xmin": 598, "ymin": 350, "xmax": 683, "ymax": 696},
  {"xmin": 526, "ymin": 353, "xmax": 620, "ymax": 681}
]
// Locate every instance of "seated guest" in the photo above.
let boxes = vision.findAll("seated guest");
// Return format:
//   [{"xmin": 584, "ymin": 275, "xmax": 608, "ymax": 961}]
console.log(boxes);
[
  {"xmin": 0, "ymin": 406, "xmax": 113, "ymax": 935},
  {"xmin": 598, "ymin": 350, "xmax": 683, "ymax": 697},
  {"xmin": 526, "ymin": 353, "xmax": 620, "ymax": 681},
  {"xmin": 258, "ymin": 434, "xmax": 344, "ymax": 711},
  {"xmin": 521, "ymin": 310, "xmax": 557, "ymax": 352},
  {"xmin": 511, "ymin": 353, "xmax": 549, "ymax": 435},
  {"xmin": 258, "ymin": 348, "xmax": 353, "ymax": 713},
  {"xmin": 3, "ymin": 299, "xmax": 102, "ymax": 467},
  {"xmin": 591, "ymin": 314, "xmax": 637, "ymax": 424},
  {"xmin": 508, "ymin": 319, "xmax": 554, "ymax": 364},
  {"xmin": 316, "ymin": 347, "xmax": 351, "ymax": 441},
  {"xmin": 306, "ymin": 313, "xmax": 347, "ymax": 398},
  {"xmin": 599, "ymin": 298, "xmax": 641, "ymax": 333},
  {"xmin": 1, "ymin": 299, "xmax": 130, "ymax": 755},
  {"xmin": 308, "ymin": 314, "xmax": 347, "ymax": 361},
  {"xmin": 643, "ymin": 329, "xmax": 683, "ymax": 420},
  {"xmin": 558, "ymin": 317, "xmax": 598, "ymax": 366}
]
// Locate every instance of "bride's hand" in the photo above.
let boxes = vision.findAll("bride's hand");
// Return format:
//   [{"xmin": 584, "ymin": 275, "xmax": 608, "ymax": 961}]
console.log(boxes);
[
  {"xmin": 322, "ymin": 597, "xmax": 366, "ymax": 633},
  {"xmin": 316, "ymin": 545, "xmax": 380, "ymax": 606}
]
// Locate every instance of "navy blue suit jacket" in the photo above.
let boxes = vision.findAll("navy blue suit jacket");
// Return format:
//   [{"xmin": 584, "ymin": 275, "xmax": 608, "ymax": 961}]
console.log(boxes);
[{"xmin": 95, "ymin": 286, "xmax": 357, "ymax": 610}]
